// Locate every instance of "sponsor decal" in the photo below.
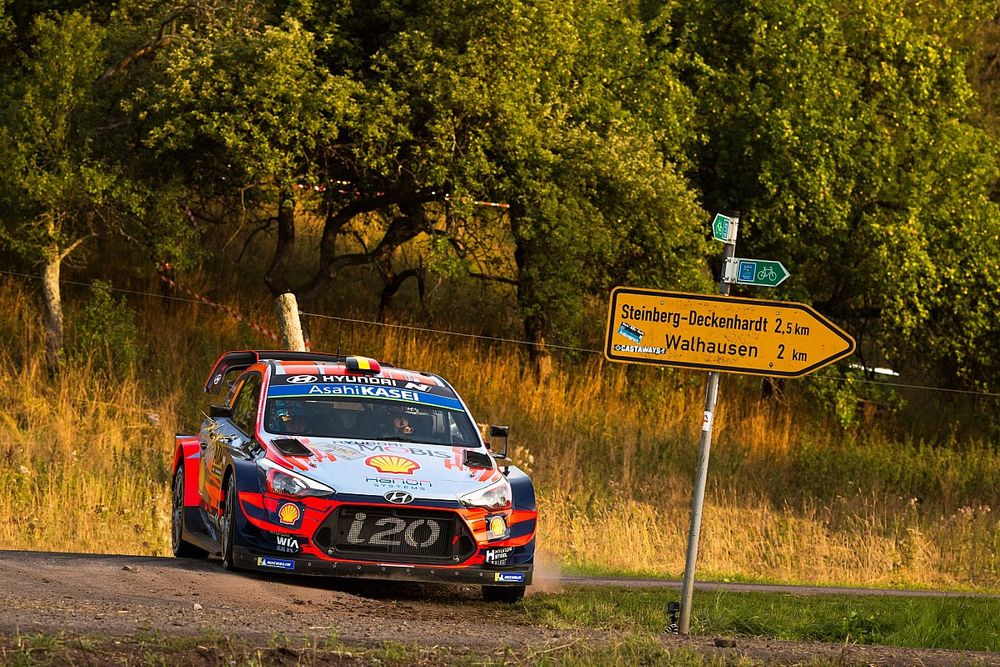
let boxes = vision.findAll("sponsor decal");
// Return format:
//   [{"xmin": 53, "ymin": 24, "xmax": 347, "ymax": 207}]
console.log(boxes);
[
  {"xmin": 308, "ymin": 385, "xmax": 420, "ymax": 401},
  {"xmin": 278, "ymin": 373, "xmax": 441, "ymax": 391},
  {"xmin": 486, "ymin": 515, "xmax": 509, "ymax": 541},
  {"xmin": 321, "ymin": 374, "xmax": 394, "ymax": 386},
  {"xmin": 275, "ymin": 534, "xmax": 300, "ymax": 553},
  {"xmin": 356, "ymin": 443, "xmax": 450, "ymax": 459},
  {"xmin": 345, "ymin": 512, "xmax": 443, "ymax": 549},
  {"xmin": 365, "ymin": 455, "xmax": 420, "ymax": 475},
  {"xmin": 365, "ymin": 476, "xmax": 432, "ymax": 489},
  {"xmin": 485, "ymin": 546, "xmax": 514, "ymax": 566},
  {"xmin": 384, "ymin": 490, "xmax": 413, "ymax": 504},
  {"xmin": 256, "ymin": 556, "xmax": 295, "ymax": 570},
  {"xmin": 403, "ymin": 381, "xmax": 432, "ymax": 392},
  {"xmin": 314, "ymin": 443, "xmax": 362, "ymax": 460},
  {"xmin": 494, "ymin": 572, "xmax": 525, "ymax": 583},
  {"xmin": 617, "ymin": 321, "xmax": 645, "ymax": 344},
  {"xmin": 267, "ymin": 384, "xmax": 465, "ymax": 411},
  {"xmin": 612, "ymin": 343, "xmax": 666, "ymax": 355},
  {"xmin": 277, "ymin": 502, "xmax": 301, "ymax": 526}
]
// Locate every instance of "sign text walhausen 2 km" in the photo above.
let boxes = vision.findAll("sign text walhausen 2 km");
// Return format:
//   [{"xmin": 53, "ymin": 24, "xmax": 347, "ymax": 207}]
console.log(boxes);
[{"xmin": 606, "ymin": 288, "xmax": 856, "ymax": 377}]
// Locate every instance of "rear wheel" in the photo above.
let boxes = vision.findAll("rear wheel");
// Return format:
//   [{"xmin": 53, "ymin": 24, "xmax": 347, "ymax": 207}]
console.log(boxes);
[
  {"xmin": 220, "ymin": 478, "xmax": 239, "ymax": 571},
  {"xmin": 171, "ymin": 468, "xmax": 208, "ymax": 558},
  {"xmin": 482, "ymin": 585, "xmax": 526, "ymax": 603}
]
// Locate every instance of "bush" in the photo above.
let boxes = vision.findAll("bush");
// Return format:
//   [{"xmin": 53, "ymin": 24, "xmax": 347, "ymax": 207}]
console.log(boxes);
[{"xmin": 71, "ymin": 280, "xmax": 139, "ymax": 373}]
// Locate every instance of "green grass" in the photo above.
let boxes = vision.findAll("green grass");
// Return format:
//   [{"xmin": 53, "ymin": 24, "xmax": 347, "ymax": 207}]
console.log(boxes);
[
  {"xmin": 480, "ymin": 639, "xmax": 765, "ymax": 666},
  {"xmin": 523, "ymin": 586, "xmax": 1000, "ymax": 652},
  {"xmin": 1, "ymin": 631, "xmax": 836, "ymax": 666}
]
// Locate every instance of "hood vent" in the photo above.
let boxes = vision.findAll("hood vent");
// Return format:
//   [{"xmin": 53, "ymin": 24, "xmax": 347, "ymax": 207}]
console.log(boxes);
[
  {"xmin": 271, "ymin": 438, "xmax": 312, "ymax": 457},
  {"xmin": 463, "ymin": 449, "xmax": 493, "ymax": 469}
]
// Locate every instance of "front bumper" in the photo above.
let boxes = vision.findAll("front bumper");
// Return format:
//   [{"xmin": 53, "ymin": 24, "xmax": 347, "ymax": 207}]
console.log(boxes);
[{"xmin": 234, "ymin": 546, "xmax": 532, "ymax": 585}]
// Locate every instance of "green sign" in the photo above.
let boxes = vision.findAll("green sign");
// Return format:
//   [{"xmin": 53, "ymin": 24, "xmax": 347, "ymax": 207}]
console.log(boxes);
[
  {"xmin": 731, "ymin": 258, "xmax": 789, "ymax": 287},
  {"xmin": 711, "ymin": 213, "xmax": 735, "ymax": 243}
]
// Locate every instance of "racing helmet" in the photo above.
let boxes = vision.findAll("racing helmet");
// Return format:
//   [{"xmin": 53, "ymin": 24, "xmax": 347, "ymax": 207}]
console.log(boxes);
[{"xmin": 271, "ymin": 399, "xmax": 307, "ymax": 432}]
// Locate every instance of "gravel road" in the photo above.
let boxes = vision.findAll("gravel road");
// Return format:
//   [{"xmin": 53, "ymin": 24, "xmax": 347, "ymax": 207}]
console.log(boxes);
[{"xmin": 0, "ymin": 550, "xmax": 996, "ymax": 665}]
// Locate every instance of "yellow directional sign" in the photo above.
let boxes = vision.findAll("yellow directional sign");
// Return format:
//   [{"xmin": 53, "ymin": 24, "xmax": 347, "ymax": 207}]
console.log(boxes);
[{"xmin": 605, "ymin": 287, "xmax": 856, "ymax": 377}]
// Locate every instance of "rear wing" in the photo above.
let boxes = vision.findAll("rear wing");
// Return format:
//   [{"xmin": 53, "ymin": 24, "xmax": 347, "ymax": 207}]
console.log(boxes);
[{"xmin": 202, "ymin": 350, "xmax": 351, "ymax": 394}]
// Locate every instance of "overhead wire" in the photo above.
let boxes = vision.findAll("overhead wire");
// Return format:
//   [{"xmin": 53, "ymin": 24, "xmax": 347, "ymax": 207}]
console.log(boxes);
[{"xmin": 1, "ymin": 267, "xmax": 998, "ymax": 398}]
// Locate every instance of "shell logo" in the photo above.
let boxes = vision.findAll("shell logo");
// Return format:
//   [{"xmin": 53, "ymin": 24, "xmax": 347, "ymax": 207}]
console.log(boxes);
[
  {"xmin": 277, "ymin": 502, "xmax": 301, "ymax": 526},
  {"xmin": 365, "ymin": 455, "xmax": 421, "ymax": 475},
  {"xmin": 488, "ymin": 516, "xmax": 507, "ymax": 536}
]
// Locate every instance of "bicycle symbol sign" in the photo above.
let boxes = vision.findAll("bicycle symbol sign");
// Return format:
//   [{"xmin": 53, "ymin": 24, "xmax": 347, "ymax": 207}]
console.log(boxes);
[
  {"xmin": 757, "ymin": 266, "xmax": 777, "ymax": 281},
  {"xmin": 732, "ymin": 258, "xmax": 789, "ymax": 287}
]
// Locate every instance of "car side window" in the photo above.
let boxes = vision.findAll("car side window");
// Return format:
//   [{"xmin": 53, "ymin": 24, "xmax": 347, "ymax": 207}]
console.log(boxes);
[{"xmin": 231, "ymin": 373, "xmax": 262, "ymax": 435}]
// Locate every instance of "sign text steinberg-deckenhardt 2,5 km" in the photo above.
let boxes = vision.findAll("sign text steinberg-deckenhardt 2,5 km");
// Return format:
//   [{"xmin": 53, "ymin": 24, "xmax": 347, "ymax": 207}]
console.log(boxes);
[{"xmin": 605, "ymin": 287, "xmax": 855, "ymax": 377}]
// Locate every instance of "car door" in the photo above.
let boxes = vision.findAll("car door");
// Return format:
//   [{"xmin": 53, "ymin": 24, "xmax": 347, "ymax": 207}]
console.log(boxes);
[{"xmin": 200, "ymin": 373, "xmax": 261, "ymax": 522}]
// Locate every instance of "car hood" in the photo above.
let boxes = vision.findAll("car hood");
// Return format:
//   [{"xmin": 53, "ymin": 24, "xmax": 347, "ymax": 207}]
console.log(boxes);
[{"xmin": 268, "ymin": 436, "xmax": 503, "ymax": 502}]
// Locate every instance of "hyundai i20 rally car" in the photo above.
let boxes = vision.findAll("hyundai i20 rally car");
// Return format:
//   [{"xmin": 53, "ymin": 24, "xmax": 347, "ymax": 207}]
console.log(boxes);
[{"xmin": 171, "ymin": 351, "xmax": 536, "ymax": 602}]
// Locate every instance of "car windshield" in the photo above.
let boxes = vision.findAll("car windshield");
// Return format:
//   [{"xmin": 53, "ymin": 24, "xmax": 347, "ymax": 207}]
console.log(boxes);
[{"xmin": 263, "ymin": 397, "xmax": 480, "ymax": 447}]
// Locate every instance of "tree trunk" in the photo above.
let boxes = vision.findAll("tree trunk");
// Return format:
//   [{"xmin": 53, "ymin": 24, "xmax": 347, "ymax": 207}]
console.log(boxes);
[
  {"xmin": 523, "ymin": 313, "xmax": 552, "ymax": 382},
  {"xmin": 264, "ymin": 191, "xmax": 296, "ymax": 297},
  {"xmin": 41, "ymin": 250, "xmax": 64, "ymax": 374},
  {"xmin": 274, "ymin": 292, "xmax": 306, "ymax": 352},
  {"xmin": 511, "ymin": 205, "xmax": 552, "ymax": 382}
]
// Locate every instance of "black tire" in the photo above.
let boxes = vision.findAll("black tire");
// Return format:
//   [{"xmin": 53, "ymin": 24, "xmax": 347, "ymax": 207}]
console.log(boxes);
[
  {"xmin": 220, "ymin": 477, "xmax": 239, "ymax": 571},
  {"xmin": 171, "ymin": 467, "xmax": 208, "ymax": 559},
  {"xmin": 482, "ymin": 585, "xmax": 526, "ymax": 603}
]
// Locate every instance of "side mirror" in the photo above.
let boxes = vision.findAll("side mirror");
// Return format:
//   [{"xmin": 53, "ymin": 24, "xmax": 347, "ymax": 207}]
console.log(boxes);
[
  {"xmin": 209, "ymin": 404, "xmax": 233, "ymax": 419},
  {"xmin": 487, "ymin": 424, "xmax": 510, "ymax": 459}
]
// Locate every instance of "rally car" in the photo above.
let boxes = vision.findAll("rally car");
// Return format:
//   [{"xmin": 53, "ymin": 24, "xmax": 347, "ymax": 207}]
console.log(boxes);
[{"xmin": 171, "ymin": 350, "xmax": 536, "ymax": 601}]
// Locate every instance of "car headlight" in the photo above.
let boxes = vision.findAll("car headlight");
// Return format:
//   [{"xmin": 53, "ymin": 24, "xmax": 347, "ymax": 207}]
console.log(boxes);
[
  {"xmin": 258, "ymin": 458, "xmax": 336, "ymax": 498},
  {"xmin": 460, "ymin": 478, "xmax": 511, "ymax": 511}
]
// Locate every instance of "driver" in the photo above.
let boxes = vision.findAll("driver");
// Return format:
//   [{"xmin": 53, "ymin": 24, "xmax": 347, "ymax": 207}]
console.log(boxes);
[
  {"xmin": 386, "ymin": 404, "xmax": 414, "ymax": 437},
  {"xmin": 270, "ymin": 400, "xmax": 309, "ymax": 434}
]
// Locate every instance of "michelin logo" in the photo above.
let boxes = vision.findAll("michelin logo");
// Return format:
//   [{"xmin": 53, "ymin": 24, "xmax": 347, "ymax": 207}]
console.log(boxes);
[
  {"xmin": 494, "ymin": 572, "xmax": 526, "ymax": 583},
  {"xmin": 256, "ymin": 556, "xmax": 295, "ymax": 570}
]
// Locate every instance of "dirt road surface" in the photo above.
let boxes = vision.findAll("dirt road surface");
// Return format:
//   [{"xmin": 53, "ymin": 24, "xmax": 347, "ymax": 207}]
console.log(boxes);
[{"xmin": 1, "ymin": 550, "xmax": 997, "ymax": 665}]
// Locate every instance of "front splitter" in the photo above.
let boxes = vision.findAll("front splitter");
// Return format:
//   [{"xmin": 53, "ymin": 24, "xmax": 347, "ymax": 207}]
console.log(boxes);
[{"xmin": 234, "ymin": 547, "xmax": 532, "ymax": 586}]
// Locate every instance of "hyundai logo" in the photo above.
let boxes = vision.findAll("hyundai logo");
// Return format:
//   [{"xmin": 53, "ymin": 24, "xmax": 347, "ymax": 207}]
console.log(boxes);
[{"xmin": 385, "ymin": 491, "xmax": 413, "ymax": 505}]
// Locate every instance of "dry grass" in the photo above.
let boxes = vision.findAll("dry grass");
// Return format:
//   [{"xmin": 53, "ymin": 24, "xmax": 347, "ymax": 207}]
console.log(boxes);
[{"xmin": 0, "ymin": 274, "xmax": 998, "ymax": 591}]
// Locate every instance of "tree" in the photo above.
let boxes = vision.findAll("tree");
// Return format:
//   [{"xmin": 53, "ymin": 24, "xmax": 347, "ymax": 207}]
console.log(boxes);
[{"xmin": 0, "ymin": 11, "xmax": 129, "ymax": 371}]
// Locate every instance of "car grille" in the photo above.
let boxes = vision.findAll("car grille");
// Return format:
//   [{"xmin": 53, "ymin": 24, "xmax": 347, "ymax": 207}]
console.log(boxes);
[{"xmin": 313, "ymin": 505, "xmax": 476, "ymax": 564}]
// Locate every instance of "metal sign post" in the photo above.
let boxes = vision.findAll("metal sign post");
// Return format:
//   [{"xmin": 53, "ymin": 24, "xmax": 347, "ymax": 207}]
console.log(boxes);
[{"xmin": 678, "ymin": 213, "xmax": 737, "ymax": 634}]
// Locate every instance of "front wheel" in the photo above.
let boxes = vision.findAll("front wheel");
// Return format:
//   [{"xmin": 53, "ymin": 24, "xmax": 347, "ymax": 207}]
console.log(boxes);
[
  {"xmin": 220, "ymin": 479, "xmax": 239, "ymax": 571},
  {"xmin": 171, "ymin": 468, "xmax": 208, "ymax": 559},
  {"xmin": 482, "ymin": 585, "xmax": 525, "ymax": 603}
]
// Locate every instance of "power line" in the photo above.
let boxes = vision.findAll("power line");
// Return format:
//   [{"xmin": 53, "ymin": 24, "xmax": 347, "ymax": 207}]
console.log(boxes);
[{"xmin": 2, "ymin": 268, "xmax": 999, "ymax": 398}]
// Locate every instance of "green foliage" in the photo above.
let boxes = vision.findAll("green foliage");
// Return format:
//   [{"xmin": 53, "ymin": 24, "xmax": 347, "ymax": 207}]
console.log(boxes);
[
  {"xmin": 0, "ymin": 11, "xmax": 113, "ymax": 261},
  {"xmin": 141, "ymin": 14, "xmax": 356, "ymax": 193},
  {"xmin": 804, "ymin": 367, "xmax": 902, "ymax": 430},
  {"xmin": 71, "ymin": 280, "xmax": 139, "ymax": 372}
]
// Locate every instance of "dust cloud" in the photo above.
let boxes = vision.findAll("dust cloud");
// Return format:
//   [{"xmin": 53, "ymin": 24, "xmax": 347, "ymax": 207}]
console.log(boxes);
[{"xmin": 527, "ymin": 551, "xmax": 563, "ymax": 595}]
